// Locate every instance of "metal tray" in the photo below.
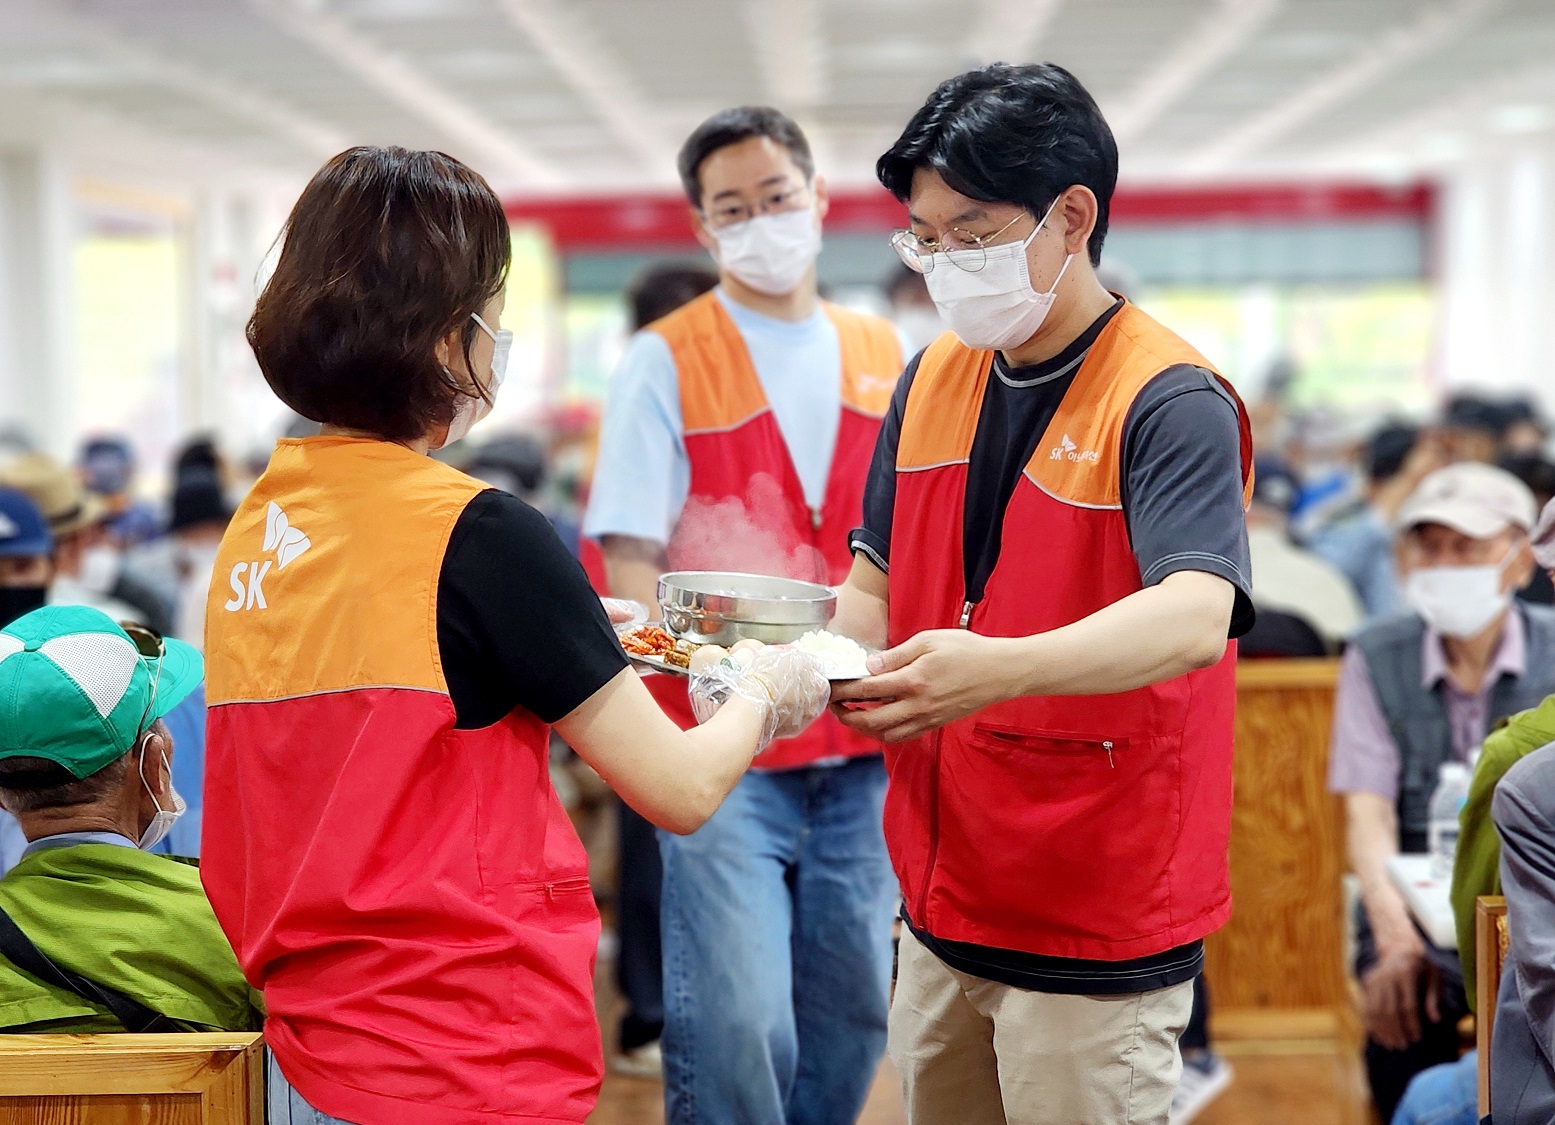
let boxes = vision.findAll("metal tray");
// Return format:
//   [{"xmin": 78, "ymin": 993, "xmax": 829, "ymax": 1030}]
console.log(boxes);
[{"xmin": 658, "ymin": 571, "xmax": 836, "ymax": 647}]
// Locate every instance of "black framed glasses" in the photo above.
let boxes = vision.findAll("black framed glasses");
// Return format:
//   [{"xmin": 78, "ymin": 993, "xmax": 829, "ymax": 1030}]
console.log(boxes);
[{"xmin": 702, "ymin": 184, "xmax": 810, "ymax": 230}]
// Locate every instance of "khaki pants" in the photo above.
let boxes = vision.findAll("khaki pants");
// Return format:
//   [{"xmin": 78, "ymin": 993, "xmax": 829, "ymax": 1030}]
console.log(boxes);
[{"xmin": 889, "ymin": 926, "xmax": 1194, "ymax": 1125}]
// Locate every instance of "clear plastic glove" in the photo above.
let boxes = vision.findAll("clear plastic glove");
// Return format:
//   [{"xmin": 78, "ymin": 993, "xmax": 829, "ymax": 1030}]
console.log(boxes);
[
  {"xmin": 601, "ymin": 598, "xmax": 648, "ymax": 632},
  {"xmin": 689, "ymin": 645, "xmax": 830, "ymax": 753}
]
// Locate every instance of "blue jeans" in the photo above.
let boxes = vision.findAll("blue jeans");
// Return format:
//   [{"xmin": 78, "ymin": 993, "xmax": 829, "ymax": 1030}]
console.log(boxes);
[
  {"xmin": 659, "ymin": 755, "xmax": 897, "ymax": 1125},
  {"xmin": 267, "ymin": 1052, "xmax": 355, "ymax": 1125},
  {"xmin": 1391, "ymin": 1051, "xmax": 1478, "ymax": 1125}
]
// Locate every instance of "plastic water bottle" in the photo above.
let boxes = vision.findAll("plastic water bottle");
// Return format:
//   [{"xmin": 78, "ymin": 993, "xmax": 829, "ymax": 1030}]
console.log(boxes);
[{"xmin": 1428, "ymin": 762, "xmax": 1471, "ymax": 878}]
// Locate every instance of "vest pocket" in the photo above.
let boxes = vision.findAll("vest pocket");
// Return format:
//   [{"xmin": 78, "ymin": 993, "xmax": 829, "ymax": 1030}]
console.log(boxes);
[
  {"xmin": 497, "ymin": 875, "xmax": 601, "ymax": 1113},
  {"xmin": 930, "ymin": 724, "xmax": 1181, "ymax": 948}
]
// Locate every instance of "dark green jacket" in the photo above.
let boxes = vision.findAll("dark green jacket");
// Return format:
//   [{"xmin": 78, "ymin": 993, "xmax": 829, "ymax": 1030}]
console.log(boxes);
[
  {"xmin": 1453, "ymin": 693, "xmax": 1555, "ymax": 1007},
  {"xmin": 0, "ymin": 844, "xmax": 262, "ymax": 1032}
]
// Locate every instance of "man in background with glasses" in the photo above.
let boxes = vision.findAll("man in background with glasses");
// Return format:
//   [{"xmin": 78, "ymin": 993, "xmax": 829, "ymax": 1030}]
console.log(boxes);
[
  {"xmin": 830, "ymin": 63, "xmax": 1255, "ymax": 1125},
  {"xmin": 0, "ymin": 605, "xmax": 261, "ymax": 1033},
  {"xmin": 585, "ymin": 106, "xmax": 904, "ymax": 1124}
]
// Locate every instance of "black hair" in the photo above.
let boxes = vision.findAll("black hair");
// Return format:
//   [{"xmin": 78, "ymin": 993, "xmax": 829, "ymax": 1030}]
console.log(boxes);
[
  {"xmin": 1365, "ymin": 423, "xmax": 1420, "ymax": 483},
  {"xmin": 627, "ymin": 262, "xmax": 719, "ymax": 330},
  {"xmin": 1443, "ymin": 394, "xmax": 1507, "ymax": 437},
  {"xmin": 466, "ymin": 435, "xmax": 547, "ymax": 495},
  {"xmin": 877, "ymin": 63, "xmax": 1118, "ymax": 266},
  {"xmin": 249, "ymin": 146, "xmax": 512, "ymax": 444},
  {"xmin": 1500, "ymin": 453, "xmax": 1555, "ymax": 502},
  {"xmin": 677, "ymin": 107, "xmax": 814, "ymax": 207}
]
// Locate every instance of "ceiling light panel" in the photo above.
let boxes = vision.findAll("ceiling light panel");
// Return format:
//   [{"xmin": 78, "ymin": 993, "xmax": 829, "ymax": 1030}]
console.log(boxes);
[
  {"xmin": 570, "ymin": 0, "xmax": 762, "ymax": 107},
  {"xmin": 1130, "ymin": 0, "xmax": 1423, "ymax": 154}
]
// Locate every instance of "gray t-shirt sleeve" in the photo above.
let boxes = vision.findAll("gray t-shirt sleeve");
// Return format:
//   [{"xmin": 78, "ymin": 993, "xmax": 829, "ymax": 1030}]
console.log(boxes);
[{"xmin": 1120, "ymin": 365, "xmax": 1254, "ymax": 638}]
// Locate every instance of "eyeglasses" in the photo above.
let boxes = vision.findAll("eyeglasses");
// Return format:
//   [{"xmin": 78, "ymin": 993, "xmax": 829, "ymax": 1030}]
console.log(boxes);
[
  {"xmin": 120, "ymin": 622, "xmax": 164, "ymax": 739},
  {"xmin": 702, "ymin": 184, "xmax": 809, "ymax": 230},
  {"xmin": 890, "ymin": 211, "xmax": 1035, "ymax": 275}
]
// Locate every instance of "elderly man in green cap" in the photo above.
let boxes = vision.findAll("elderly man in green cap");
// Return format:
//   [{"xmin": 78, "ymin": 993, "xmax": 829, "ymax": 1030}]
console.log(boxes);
[{"xmin": 0, "ymin": 604, "xmax": 260, "ymax": 1032}]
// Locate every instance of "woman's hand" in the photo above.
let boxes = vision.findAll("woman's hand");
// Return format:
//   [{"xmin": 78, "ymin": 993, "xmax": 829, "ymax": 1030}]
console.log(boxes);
[
  {"xmin": 690, "ymin": 647, "xmax": 830, "ymax": 752},
  {"xmin": 830, "ymin": 630, "xmax": 1019, "ymax": 743}
]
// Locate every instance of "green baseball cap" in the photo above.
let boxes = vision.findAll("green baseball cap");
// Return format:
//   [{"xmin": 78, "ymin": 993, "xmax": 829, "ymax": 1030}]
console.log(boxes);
[{"xmin": 0, "ymin": 606, "xmax": 204, "ymax": 779}]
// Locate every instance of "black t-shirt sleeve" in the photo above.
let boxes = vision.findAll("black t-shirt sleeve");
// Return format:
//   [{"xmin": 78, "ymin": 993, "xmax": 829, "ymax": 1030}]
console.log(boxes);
[
  {"xmin": 437, "ymin": 490, "xmax": 629, "ymax": 728},
  {"xmin": 849, "ymin": 349, "xmax": 924, "ymax": 573},
  {"xmin": 1120, "ymin": 366, "xmax": 1255, "ymax": 638}
]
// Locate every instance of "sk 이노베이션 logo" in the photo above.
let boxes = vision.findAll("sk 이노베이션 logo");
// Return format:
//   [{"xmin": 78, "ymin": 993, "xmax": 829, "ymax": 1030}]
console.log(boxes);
[
  {"xmin": 1049, "ymin": 433, "xmax": 1100, "ymax": 464},
  {"xmin": 224, "ymin": 502, "xmax": 312, "ymax": 612}
]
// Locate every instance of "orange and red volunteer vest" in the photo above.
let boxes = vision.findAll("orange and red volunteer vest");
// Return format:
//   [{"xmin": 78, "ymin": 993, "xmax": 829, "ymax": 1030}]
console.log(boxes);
[
  {"xmin": 642, "ymin": 291, "xmax": 902, "ymax": 770},
  {"xmin": 203, "ymin": 437, "xmax": 600, "ymax": 1125},
  {"xmin": 887, "ymin": 303, "xmax": 1254, "ymax": 961}
]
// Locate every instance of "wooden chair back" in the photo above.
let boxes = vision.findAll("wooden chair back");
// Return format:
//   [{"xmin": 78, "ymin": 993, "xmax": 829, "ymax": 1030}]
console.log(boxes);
[
  {"xmin": 0, "ymin": 1032, "xmax": 263, "ymax": 1125},
  {"xmin": 1477, "ymin": 895, "xmax": 1509, "ymax": 1118},
  {"xmin": 1204, "ymin": 658, "xmax": 1348, "ymax": 1041}
]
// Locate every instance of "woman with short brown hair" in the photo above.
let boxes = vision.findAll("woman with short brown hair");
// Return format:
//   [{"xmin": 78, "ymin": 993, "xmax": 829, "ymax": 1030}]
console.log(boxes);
[{"xmin": 202, "ymin": 146, "xmax": 827, "ymax": 1125}]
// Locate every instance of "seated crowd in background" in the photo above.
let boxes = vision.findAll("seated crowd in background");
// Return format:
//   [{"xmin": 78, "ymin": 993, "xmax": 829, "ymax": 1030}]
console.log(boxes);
[
  {"xmin": 1328, "ymin": 462, "xmax": 1549, "ymax": 1122},
  {"xmin": 1, "ymin": 313, "xmax": 1554, "ymax": 1125}
]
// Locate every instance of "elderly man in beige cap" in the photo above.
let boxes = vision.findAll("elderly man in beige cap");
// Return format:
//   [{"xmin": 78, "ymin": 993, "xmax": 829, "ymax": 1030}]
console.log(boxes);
[
  {"xmin": 0, "ymin": 454, "xmax": 166, "ymax": 631},
  {"xmin": 1326, "ymin": 462, "xmax": 1551, "ymax": 1120}
]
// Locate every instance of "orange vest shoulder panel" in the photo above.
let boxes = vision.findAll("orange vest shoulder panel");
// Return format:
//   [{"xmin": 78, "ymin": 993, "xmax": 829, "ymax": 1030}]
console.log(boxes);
[
  {"xmin": 1028, "ymin": 303, "xmax": 1231, "ymax": 508},
  {"xmin": 204, "ymin": 437, "xmax": 487, "ymax": 704},
  {"xmin": 652, "ymin": 292, "xmax": 766, "ymax": 435},
  {"xmin": 654, "ymin": 291, "xmax": 904, "ymax": 433},
  {"xmin": 896, "ymin": 332, "xmax": 993, "ymax": 470},
  {"xmin": 898, "ymin": 306, "xmax": 1247, "ymax": 508},
  {"xmin": 825, "ymin": 303, "xmax": 904, "ymax": 418}
]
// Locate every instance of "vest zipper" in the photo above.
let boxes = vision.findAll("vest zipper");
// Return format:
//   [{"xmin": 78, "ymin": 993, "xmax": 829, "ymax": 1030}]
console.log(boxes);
[
  {"xmin": 958, "ymin": 600, "xmax": 976, "ymax": 629},
  {"xmin": 810, "ymin": 507, "xmax": 824, "ymax": 531},
  {"xmin": 1104, "ymin": 740, "xmax": 1115, "ymax": 768}
]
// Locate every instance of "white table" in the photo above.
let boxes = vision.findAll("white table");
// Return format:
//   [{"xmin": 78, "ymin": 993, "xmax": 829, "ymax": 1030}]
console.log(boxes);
[{"xmin": 1386, "ymin": 854, "xmax": 1458, "ymax": 951}]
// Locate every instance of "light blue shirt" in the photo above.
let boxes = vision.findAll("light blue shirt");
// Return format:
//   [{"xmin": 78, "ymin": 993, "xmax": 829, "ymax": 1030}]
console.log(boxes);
[
  {"xmin": 0, "ymin": 815, "xmax": 27, "ymax": 874},
  {"xmin": 22, "ymin": 831, "xmax": 136, "ymax": 858},
  {"xmin": 584, "ymin": 289, "xmax": 844, "ymax": 544}
]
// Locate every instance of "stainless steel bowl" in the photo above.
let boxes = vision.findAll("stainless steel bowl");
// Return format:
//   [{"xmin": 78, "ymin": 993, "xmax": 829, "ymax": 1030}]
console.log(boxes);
[{"xmin": 657, "ymin": 571, "xmax": 836, "ymax": 646}]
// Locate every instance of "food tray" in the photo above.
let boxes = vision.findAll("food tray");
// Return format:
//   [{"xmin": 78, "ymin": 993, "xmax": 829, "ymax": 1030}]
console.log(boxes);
[
  {"xmin": 625, "ymin": 648, "xmax": 865, "ymax": 683},
  {"xmin": 658, "ymin": 571, "xmax": 836, "ymax": 647}
]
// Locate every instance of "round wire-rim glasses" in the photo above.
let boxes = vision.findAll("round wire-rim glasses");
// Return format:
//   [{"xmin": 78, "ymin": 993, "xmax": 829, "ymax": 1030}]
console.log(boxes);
[{"xmin": 890, "ymin": 211, "xmax": 1033, "ymax": 275}]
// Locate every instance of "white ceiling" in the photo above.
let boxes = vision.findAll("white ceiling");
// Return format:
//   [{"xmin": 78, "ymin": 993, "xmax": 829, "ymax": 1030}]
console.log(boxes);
[{"xmin": 3, "ymin": 0, "xmax": 1555, "ymax": 198}]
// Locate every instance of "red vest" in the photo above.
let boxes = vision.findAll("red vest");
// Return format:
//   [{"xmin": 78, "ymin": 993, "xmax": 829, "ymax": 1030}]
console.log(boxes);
[
  {"xmin": 886, "ymin": 304, "xmax": 1254, "ymax": 961},
  {"xmin": 204, "ymin": 439, "xmax": 600, "ymax": 1125},
  {"xmin": 645, "ymin": 291, "xmax": 902, "ymax": 770}
]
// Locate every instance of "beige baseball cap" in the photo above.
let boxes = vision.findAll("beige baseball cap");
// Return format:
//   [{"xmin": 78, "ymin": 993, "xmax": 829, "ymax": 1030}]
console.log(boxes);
[
  {"xmin": 1533, "ymin": 498, "xmax": 1555, "ymax": 569},
  {"xmin": 0, "ymin": 453, "xmax": 106, "ymax": 539},
  {"xmin": 1396, "ymin": 462, "xmax": 1537, "ymax": 540}
]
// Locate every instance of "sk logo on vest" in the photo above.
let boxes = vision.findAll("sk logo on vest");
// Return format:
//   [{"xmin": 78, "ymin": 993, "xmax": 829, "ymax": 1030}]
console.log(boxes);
[
  {"xmin": 1049, "ymin": 433, "xmax": 1100, "ymax": 464},
  {"xmin": 224, "ymin": 502, "xmax": 312, "ymax": 612}
]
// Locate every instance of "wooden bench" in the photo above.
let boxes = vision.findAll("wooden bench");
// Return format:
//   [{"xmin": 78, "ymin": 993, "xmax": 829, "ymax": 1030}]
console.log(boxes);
[
  {"xmin": 1477, "ymin": 895, "xmax": 1509, "ymax": 1118},
  {"xmin": 1205, "ymin": 657, "xmax": 1349, "ymax": 1043},
  {"xmin": 0, "ymin": 1032, "xmax": 263, "ymax": 1124}
]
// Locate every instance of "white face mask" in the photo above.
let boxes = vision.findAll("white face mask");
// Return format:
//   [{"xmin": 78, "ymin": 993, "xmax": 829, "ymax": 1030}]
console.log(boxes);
[
  {"xmin": 439, "ymin": 312, "xmax": 511, "ymax": 450},
  {"xmin": 710, "ymin": 208, "xmax": 821, "ymax": 296},
  {"xmin": 923, "ymin": 197, "xmax": 1073, "ymax": 352},
  {"xmin": 1404, "ymin": 549, "xmax": 1517, "ymax": 639},
  {"xmin": 77, "ymin": 544, "xmax": 122, "ymax": 595},
  {"xmin": 136, "ymin": 733, "xmax": 186, "ymax": 851}
]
